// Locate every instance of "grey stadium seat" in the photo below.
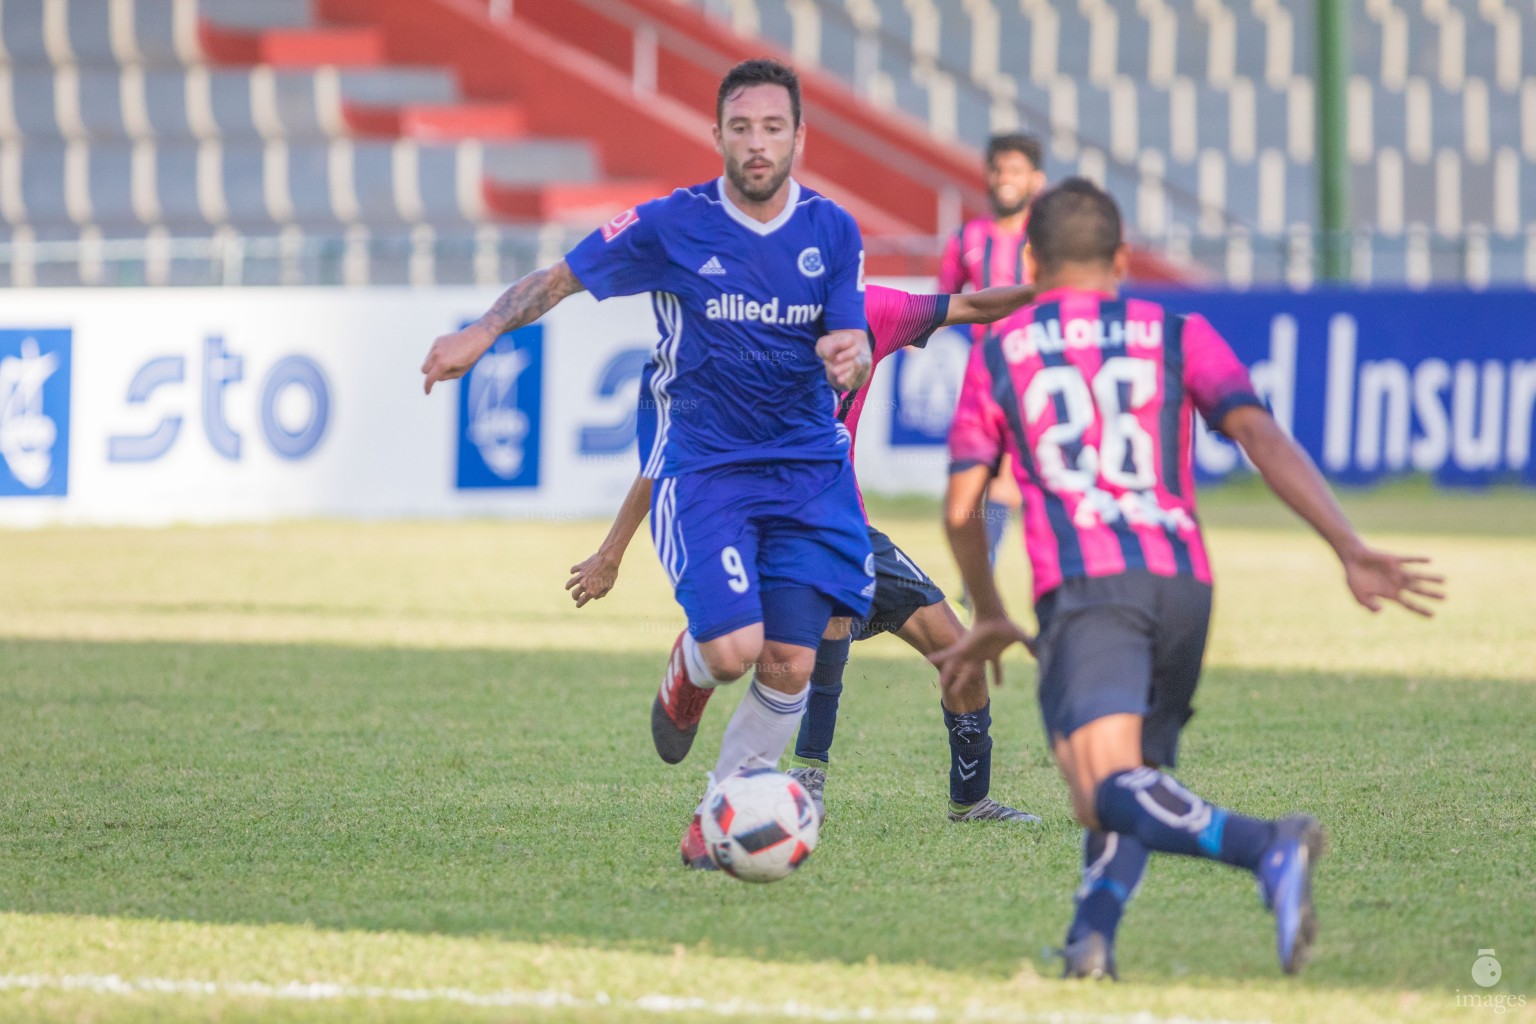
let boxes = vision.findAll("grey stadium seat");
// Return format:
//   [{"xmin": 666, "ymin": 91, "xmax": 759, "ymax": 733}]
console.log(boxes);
[
  {"xmin": 1, "ymin": 2, "xmax": 49, "ymax": 66},
  {"xmin": 200, "ymin": 0, "xmax": 313, "ymax": 30},
  {"xmin": 1400, "ymin": 158, "xmax": 1437, "ymax": 228},
  {"xmin": 64, "ymin": 0, "xmax": 117, "ymax": 65},
  {"xmin": 141, "ymin": 71, "xmax": 196, "ymax": 138},
  {"xmin": 753, "ymin": 0, "xmax": 795, "ymax": 53},
  {"xmin": 18, "ymin": 145, "xmax": 71, "ymax": 224},
  {"xmin": 994, "ymin": 4, "xmax": 1037, "ymax": 86},
  {"xmin": 337, "ymin": 69, "xmax": 459, "ymax": 107},
  {"xmin": 9, "ymin": 70, "xmax": 64, "ymax": 140},
  {"xmin": 934, "ymin": 0, "xmax": 971, "ymax": 78},
  {"xmin": 1112, "ymin": 2, "xmax": 1154, "ymax": 83},
  {"xmin": 1054, "ymin": 5, "xmax": 1093, "ymax": 81},
  {"xmin": 1461, "ymin": 157, "xmax": 1497, "ymax": 230},
  {"xmin": 84, "ymin": 143, "xmax": 137, "ymax": 225}
]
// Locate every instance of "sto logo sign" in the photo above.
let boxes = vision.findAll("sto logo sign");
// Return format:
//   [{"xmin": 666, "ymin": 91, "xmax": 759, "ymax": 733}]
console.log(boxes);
[{"xmin": 108, "ymin": 337, "xmax": 331, "ymax": 462}]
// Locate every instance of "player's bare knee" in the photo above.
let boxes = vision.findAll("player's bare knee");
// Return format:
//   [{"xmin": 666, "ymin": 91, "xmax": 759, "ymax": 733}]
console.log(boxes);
[
  {"xmin": 900, "ymin": 600, "xmax": 964, "ymax": 657},
  {"xmin": 755, "ymin": 641, "xmax": 817, "ymax": 694},
  {"xmin": 698, "ymin": 628, "xmax": 762, "ymax": 682}
]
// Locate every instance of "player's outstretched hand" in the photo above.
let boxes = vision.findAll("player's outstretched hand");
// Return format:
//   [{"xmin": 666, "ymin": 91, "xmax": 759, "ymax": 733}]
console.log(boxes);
[
  {"xmin": 816, "ymin": 330, "xmax": 872, "ymax": 392},
  {"xmin": 928, "ymin": 614, "xmax": 1036, "ymax": 695},
  {"xmin": 421, "ymin": 323, "xmax": 497, "ymax": 394},
  {"xmin": 1342, "ymin": 546, "xmax": 1445, "ymax": 617},
  {"xmin": 566, "ymin": 548, "xmax": 622, "ymax": 608}
]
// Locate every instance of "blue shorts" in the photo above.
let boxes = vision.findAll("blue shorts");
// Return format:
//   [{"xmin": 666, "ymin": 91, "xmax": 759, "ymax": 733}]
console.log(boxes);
[{"xmin": 650, "ymin": 459, "xmax": 875, "ymax": 648}]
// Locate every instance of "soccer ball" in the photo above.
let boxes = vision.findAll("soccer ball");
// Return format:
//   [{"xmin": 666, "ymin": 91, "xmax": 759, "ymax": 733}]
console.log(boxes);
[{"xmin": 702, "ymin": 767, "xmax": 820, "ymax": 883}]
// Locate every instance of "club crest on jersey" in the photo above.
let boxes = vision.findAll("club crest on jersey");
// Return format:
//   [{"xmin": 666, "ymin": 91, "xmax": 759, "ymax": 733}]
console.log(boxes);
[
  {"xmin": 797, "ymin": 247, "xmax": 825, "ymax": 278},
  {"xmin": 601, "ymin": 207, "xmax": 640, "ymax": 242}
]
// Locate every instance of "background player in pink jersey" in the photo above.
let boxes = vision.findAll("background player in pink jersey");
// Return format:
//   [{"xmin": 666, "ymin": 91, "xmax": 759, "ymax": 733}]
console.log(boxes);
[
  {"xmin": 933, "ymin": 179, "xmax": 1445, "ymax": 978},
  {"xmin": 938, "ymin": 134, "xmax": 1049, "ymax": 579},
  {"xmin": 568, "ymin": 280, "xmax": 1040, "ymax": 825}
]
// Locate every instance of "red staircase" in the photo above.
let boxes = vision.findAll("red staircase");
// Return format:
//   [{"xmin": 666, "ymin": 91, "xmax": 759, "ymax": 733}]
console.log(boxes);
[{"xmin": 197, "ymin": 6, "xmax": 665, "ymax": 226}]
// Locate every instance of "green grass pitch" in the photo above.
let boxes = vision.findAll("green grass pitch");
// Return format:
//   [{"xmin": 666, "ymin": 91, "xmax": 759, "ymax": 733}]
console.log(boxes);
[{"xmin": 0, "ymin": 484, "xmax": 1532, "ymax": 1023}]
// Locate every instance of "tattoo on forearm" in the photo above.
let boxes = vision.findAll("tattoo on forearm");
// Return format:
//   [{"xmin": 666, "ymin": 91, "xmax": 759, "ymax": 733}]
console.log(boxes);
[{"xmin": 477, "ymin": 265, "xmax": 575, "ymax": 335}]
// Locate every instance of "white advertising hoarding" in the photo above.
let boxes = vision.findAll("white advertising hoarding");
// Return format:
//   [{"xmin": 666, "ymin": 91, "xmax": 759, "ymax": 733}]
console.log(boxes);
[{"xmin": 0, "ymin": 287, "xmax": 691, "ymax": 526}]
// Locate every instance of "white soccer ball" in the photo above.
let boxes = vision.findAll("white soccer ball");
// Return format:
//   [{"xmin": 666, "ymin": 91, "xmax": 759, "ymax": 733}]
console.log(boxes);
[{"xmin": 702, "ymin": 767, "xmax": 820, "ymax": 883}]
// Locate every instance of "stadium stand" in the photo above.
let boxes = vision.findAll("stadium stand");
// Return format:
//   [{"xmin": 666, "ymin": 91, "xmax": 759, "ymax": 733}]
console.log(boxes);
[
  {"xmin": 688, "ymin": 0, "xmax": 1536, "ymax": 288},
  {"xmin": 0, "ymin": 0, "xmax": 1528, "ymax": 287},
  {"xmin": 0, "ymin": 0, "xmax": 1188, "ymax": 286},
  {"xmin": 0, "ymin": 0, "xmax": 664, "ymax": 286}
]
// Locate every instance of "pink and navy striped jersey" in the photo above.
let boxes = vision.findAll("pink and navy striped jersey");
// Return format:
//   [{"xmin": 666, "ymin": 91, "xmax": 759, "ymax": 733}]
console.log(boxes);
[
  {"xmin": 948, "ymin": 288, "xmax": 1262, "ymax": 601},
  {"xmin": 939, "ymin": 217, "xmax": 1031, "ymax": 292},
  {"xmin": 839, "ymin": 284, "xmax": 950, "ymax": 457}
]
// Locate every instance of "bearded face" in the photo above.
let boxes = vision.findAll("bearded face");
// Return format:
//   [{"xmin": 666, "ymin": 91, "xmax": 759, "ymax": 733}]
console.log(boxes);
[
  {"xmin": 988, "ymin": 150, "xmax": 1043, "ymax": 219},
  {"xmin": 715, "ymin": 83, "xmax": 803, "ymax": 207}
]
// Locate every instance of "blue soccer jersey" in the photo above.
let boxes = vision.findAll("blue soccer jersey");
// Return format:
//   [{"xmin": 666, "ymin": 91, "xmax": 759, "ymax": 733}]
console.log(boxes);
[{"xmin": 565, "ymin": 178, "xmax": 867, "ymax": 478}]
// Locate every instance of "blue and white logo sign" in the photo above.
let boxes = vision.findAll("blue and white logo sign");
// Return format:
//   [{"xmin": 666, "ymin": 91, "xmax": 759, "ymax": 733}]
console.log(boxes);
[
  {"xmin": 456, "ymin": 325, "xmax": 542, "ymax": 489},
  {"xmin": 889, "ymin": 326, "xmax": 970, "ymax": 446},
  {"xmin": 0, "ymin": 329, "xmax": 70, "ymax": 496},
  {"xmin": 797, "ymin": 247, "xmax": 825, "ymax": 278}
]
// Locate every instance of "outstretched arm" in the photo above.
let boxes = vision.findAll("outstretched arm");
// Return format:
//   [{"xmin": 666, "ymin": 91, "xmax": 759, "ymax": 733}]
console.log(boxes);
[
  {"xmin": 421, "ymin": 260, "xmax": 586, "ymax": 394},
  {"xmin": 1220, "ymin": 405, "xmax": 1446, "ymax": 616},
  {"xmin": 567, "ymin": 474, "xmax": 654, "ymax": 607},
  {"xmin": 944, "ymin": 284, "xmax": 1036, "ymax": 326}
]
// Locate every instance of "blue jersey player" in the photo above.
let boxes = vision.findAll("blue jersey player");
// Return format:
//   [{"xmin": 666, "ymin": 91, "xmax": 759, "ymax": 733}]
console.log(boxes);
[{"xmin": 420, "ymin": 59, "xmax": 875, "ymax": 870}]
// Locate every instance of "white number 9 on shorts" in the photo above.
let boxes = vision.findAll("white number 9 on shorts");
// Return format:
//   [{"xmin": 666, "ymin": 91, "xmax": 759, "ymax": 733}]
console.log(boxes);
[{"xmin": 721, "ymin": 546, "xmax": 751, "ymax": 594}]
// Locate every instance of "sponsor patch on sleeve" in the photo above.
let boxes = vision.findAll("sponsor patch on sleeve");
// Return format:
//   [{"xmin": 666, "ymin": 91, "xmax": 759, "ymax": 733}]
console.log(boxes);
[{"xmin": 601, "ymin": 208, "xmax": 640, "ymax": 242}]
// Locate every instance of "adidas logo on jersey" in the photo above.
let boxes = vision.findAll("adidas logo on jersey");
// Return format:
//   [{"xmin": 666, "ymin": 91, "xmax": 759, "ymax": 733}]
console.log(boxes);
[{"xmin": 698, "ymin": 256, "xmax": 727, "ymax": 276}]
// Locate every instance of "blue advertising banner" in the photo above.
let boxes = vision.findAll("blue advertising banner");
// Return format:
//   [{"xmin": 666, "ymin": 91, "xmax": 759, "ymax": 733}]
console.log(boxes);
[
  {"xmin": 456, "ymin": 325, "xmax": 543, "ymax": 490},
  {"xmin": 887, "ymin": 290, "xmax": 1536, "ymax": 486},
  {"xmin": 0, "ymin": 328, "xmax": 71, "ymax": 497}
]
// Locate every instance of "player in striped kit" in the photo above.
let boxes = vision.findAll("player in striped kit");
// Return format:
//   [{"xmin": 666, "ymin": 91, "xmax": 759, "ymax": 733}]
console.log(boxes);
[
  {"xmin": 938, "ymin": 134, "xmax": 1049, "ymax": 573},
  {"xmin": 568, "ymin": 280, "xmax": 1043, "ymax": 828},
  {"xmin": 934, "ymin": 178, "xmax": 1444, "ymax": 977}
]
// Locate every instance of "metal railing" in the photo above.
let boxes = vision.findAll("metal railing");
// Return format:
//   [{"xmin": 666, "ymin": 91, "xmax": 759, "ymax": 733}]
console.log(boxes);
[
  {"xmin": 0, "ymin": 226, "xmax": 1529, "ymax": 289},
  {"xmin": 0, "ymin": 227, "xmax": 570, "ymax": 289}
]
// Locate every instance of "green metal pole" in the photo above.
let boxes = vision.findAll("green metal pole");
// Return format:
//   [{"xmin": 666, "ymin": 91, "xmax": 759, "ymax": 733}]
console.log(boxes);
[{"xmin": 1317, "ymin": 0, "xmax": 1351, "ymax": 281}]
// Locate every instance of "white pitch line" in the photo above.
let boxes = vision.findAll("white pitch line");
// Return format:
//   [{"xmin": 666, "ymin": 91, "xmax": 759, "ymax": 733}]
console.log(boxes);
[{"xmin": 0, "ymin": 974, "xmax": 1271, "ymax": 1024}]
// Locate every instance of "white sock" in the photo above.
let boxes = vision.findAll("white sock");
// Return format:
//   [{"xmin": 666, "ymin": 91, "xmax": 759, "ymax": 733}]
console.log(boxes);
[
  {"xmin": 710, "ymin": 677, "xmax": 808, "ymax": 787},
  {"xmin": 682, "ymin": 632, "xmax": 729, "ymax": 689}
]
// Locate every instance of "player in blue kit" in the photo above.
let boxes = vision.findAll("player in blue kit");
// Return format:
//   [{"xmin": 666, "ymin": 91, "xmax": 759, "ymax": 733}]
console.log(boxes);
[{"xmin": 420, "ymin": 59, "xmax": 875, "ymax": 869}]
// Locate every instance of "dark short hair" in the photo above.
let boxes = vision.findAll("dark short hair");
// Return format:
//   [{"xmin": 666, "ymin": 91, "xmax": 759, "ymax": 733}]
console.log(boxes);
[
  {"xmin": 717, "ymin": 58, "xmax": 802, "ymax": 125},
  {"xmin": 1025, "ymin": 177, "xmax": 1123, "ymax": 269},
  {"xmin": 986, "ymin": 132, "xmax": 1043, "ymax": 170}
]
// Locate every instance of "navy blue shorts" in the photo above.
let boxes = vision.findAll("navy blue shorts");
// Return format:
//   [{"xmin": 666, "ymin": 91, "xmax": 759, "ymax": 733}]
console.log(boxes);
[
  {"xmin": 1034, "ymin": 571, "xmax": 1212, "ymax": 768},
  {"xmin": 850, "ymin": 523, "xmax": 947, "ymax": 642},
  {"xmin": 650, "ymin": 459, "xmax": 875, "ymax": 648}
]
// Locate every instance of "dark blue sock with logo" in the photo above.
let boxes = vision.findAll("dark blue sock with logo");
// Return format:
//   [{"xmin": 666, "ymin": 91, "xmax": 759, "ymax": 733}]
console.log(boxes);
[
  {"xmin": 944, "ymin": 702, "xmax": 993, "ymax": 805},
  {"xmin": 1067, "ymin": 830, "xmax": 1150, "ymax": 943},
  {"xmin": 793, "ymin": 634, "xmax": 850, "ymax": 765},
  {"xmin": 1094, "ymin": 768, "xmax": 1276, "ymax": 871}
]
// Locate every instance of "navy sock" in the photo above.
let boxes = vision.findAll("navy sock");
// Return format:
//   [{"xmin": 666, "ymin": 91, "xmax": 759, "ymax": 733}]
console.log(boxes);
[
  {"xmin": 943, "ymin": 701, "xmax": 993, "ymax": 805},
  {"xmin": 983, "ymin": 500, "xmax": 1010, "ymax": 565},
  {"xmin": 1067, "ymin": 830, "xmax": 1150, "ymax": 943},
  {"xmin": 1095, "ymin": 768, "xmax": 1277, "ymax": 871},
  {"xmin": 793, "ymin": 635, "xmax": 850, "ymax": 764}
]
